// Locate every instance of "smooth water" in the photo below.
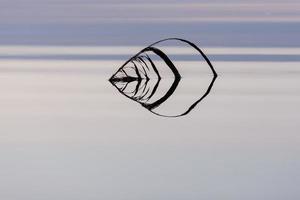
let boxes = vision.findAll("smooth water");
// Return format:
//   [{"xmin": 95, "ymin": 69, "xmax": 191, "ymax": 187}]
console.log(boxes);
[
  {"xmin": 0, "ymin": 46, "xmax": 299, "ymax": 199},
  {"xmin": 1, "ymin": 1, "xmax": 300, "ymax": 199}
]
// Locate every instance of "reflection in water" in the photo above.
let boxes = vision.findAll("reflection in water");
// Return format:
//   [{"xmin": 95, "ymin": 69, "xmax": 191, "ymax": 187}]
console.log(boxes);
[{"xmin": 109, "ymin": 38, "xmax": 218, "ymax": 117}]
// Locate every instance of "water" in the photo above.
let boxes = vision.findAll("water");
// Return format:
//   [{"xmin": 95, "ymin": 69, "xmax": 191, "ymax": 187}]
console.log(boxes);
[
  {"xmin": 0, "ymin": 1, "xmax": 300, "ymax": 199},
  {"xmin": 0, "ymin": 46, "xmax": 299, "ymax": 199}
]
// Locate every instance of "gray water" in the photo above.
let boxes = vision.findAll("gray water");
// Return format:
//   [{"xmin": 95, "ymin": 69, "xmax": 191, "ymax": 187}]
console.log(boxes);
[{"xmin": 0, "ymin": 1, "xmax": 300, "ymax": 200}]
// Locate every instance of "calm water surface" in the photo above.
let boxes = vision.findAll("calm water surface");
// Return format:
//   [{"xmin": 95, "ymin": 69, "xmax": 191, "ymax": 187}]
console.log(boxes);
[
  {"xmin": 0, "ymin": 1, "xmax": 300, "ymax": 199},
  {"xmin": 0, "ymin": 46, "xmax": 299, "ymax": 199}
]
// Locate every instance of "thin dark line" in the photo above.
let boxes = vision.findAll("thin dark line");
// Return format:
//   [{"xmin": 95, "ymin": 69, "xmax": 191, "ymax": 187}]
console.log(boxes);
[{"xmin": 109, "ymin": 38, "xmax": 218, "ymax": 117}]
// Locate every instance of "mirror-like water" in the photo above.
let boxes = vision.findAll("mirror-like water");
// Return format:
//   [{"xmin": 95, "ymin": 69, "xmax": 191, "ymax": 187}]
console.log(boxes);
[{"xmin": 0, "ymin": 45, "xmax": 299, "ymax": 199}]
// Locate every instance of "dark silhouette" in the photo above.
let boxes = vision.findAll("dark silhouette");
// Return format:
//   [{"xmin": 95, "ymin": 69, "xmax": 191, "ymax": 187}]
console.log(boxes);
[{"xmin": 109, "ymin": 38, "xmax": 218, "ymax": 117}]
